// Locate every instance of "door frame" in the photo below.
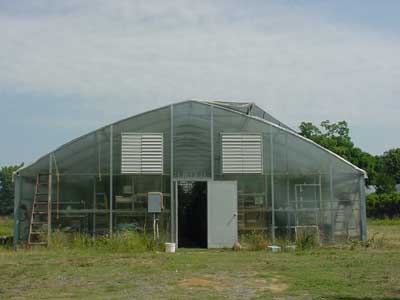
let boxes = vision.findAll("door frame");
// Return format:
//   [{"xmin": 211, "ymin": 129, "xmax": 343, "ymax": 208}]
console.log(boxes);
[{"xmin": 174, "ymin": 179, "xmax": 209, "ymax": 248}]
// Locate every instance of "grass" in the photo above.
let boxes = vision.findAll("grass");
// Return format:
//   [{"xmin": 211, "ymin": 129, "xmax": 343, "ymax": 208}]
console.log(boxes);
[
  {"xmin": 0, "ymin": 219, "xmax": 399, "ymax": 299},
  {"xmin": 50, "ymin": 230, "xmax": 166, "ymax": 252},
  {"xmin": 0, "ymin": 216, "xmax": 13, "ymax": 236},
  {"xmin": 368, "ymin": 218, "xmax": 400, "ymax": 226}
]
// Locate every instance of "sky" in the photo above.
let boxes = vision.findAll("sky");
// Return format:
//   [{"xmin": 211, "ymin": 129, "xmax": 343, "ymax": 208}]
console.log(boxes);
[{"xmin": 0, "ymin": 0, "xmax": 399, "ymax": 166}]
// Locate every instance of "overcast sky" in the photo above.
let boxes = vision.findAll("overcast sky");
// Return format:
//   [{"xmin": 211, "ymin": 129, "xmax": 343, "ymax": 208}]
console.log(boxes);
[{"xmin": 0, "ymin": 0, "xmax": 399, "ymax": 166}]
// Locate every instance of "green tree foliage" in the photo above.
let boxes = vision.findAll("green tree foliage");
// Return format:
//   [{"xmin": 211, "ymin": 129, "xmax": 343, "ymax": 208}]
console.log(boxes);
[
  {"xmin": 0, "ymin": 164, "xmax": 23, "ymax": 215},
  {"xmin": 381, "ymin": 148, "xmax": 400, "ymax": 184},
  {"xmin": 299, "ymin": 120, "xmax": 378, "ymax": 185},
  {"xmin": 367, "ymin": 192, "xmax": 400, "ymax": 219},
  {"xmin": 374, "ymin": 173, "xmax": 396, "ymax": 194}
]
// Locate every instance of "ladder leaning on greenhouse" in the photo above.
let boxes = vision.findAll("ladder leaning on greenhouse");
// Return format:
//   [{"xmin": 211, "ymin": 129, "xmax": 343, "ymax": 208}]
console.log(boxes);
[{"xmin": 28, "ymin": 173, "xmax": 51, "ymax": 246}]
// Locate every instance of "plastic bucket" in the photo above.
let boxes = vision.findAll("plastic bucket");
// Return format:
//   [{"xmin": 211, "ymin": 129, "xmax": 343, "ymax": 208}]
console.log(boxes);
[
  {"xmin": 165, "ymin": 242, "xmax": 176, "ymax": 253},
  {"xmin": 268, "ymin": 245, "xmax": 282, "ymax": 253}
]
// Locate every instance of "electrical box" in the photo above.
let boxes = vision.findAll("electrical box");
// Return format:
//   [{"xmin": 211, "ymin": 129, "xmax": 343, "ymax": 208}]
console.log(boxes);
[
  {"xmin": 122, "ymin": 185, "xmax": 133, "ymax": 194},
  {"xmin": 148, "ymin": 192, "xmax": 163, "ymax": 213}
]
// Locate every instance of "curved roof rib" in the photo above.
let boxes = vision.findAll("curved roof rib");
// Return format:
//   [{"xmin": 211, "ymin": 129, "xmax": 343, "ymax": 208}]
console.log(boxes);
[{"xmin": 206, "ymin": 100, "xmax": 295, "ymax": 132}]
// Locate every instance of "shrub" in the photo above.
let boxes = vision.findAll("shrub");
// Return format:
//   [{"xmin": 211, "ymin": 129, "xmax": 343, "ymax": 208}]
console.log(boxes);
[
  {"xmin": 240, "ymin": 231, "xmax": 269, "ymax": 251},
  {"xmin": 367, "ymin": 192, "xmax": 400, "ymax": 219},
  {"xmin": 296, "ymin": 232, "xmax": 318, "ymax": 251}
]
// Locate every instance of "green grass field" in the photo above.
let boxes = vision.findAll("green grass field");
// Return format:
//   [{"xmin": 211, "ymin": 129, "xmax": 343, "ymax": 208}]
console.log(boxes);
[
  {"xmin": 0, "ymin": 219, "xmax": 399, "ymax": 300},
  {"xmin": 0, "ymin": 216, "xmax": 13, "ymax": 236}
]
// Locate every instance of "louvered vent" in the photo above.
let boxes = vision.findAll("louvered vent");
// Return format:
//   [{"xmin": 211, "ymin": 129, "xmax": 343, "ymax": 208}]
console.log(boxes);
[
  {"xmin": 121, "ymin": 133, "xmax": 163, "ymax": 174},
  {"xmin": 222, "ymin": 134, "xmax": 263, "ymax": 174}
]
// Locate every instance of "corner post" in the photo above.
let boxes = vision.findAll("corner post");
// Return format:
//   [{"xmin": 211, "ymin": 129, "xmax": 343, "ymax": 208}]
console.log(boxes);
[
  {"xmin": 48, "ymin": 154, "xmax": 53, "ymax": 246},
  {"xmin": 170, "ymin": 104, "xmax": 175, "ymax": 243},
  {"xmin": 211, "ymin": 104, "xmax": 214, "ymax": 180},
  {"xmin": 359, "ymin": 175, "xmax": 367, "ymax": 242},
  {"xmin": 109, "ymin": 124, "xmax": 113, "ymax": 236},
  {"xmin": 13, "ymin": 173, "xmax": 21, "ymax": 249},
  {"xmin": 329, "ymin": 165, "xmax": 335, "ymax": 242},
  {"xmin": 270, "ymin": 126, "xmax": 275, "ymax": 243}
]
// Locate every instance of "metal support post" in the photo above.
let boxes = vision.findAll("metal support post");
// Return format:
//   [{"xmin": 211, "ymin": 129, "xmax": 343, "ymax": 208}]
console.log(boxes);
[
  {"xmin": 211, "ymin": 105, "xmax": 214, "ymax": 180},
  {"xmin": 13, "ymin": 173, "xmax": 21, "ymax": 248},
  {"xmin": 109, "ymin": 125, "xmax": 113, "ymax": 236},
  {"xmin": 359, "ymin": 176, "xmax": 367, "ymax": 242},
  {"xmin": 170, "ymin": 104, "xmax": 175, "ymax": 242},
  {"xmin": 329, "ymin": 166, "xmax": 334, "ymax": 242},
  {"xmin": 48, "ymin": 154, "xmax": 53, "ymax": 246},
  {"xmin": 270, "ymin": 128, "xmax": 275, "ymax": 243}
]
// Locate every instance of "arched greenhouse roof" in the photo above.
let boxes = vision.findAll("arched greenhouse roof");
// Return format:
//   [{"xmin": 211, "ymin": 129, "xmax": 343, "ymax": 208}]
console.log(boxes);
[{"xmin": 15, "ymin": 100, "xmax": 367, "ymax": 178}]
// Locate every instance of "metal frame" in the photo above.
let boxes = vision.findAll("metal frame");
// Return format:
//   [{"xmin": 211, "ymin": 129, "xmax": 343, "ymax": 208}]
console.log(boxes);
[
  {"xmin": 109, "ymin": 124, "xmax": 113, "ymax": 236},
  {"xmin": 359, "ymin": 175, "xmax": 367, "ymax": 241},
  {"xmin": 294, "ymin": 182, "xmax": 322, "ymax": 227},
  {"xmin": 174, "ymin": 179, "xmax": 210, "ymax": 248},
  {"xmin": 270, "ymin": 127, "xmax": 275, "ymax": 243},
  {"xmin": 211, "ymin": 104, "xmax": 214, "ymax": 180},
  {"xmin": 13, "ymin": 174, "xmax": 21, "ymax": 248},
  {"xmin": 48, "ymin": 154, "xmax": 53, "ymax": 245},
  {"xmin": 16, "ymin": 100, "xmax": 366, "ymax": 179},
  {"xmin": 14, "ymin": 100, "xmax": 367, "ymax": 246},
  {"xmin": 330, "ymin": 165, "xmax": 335, "ymax": 241},
  {"xmin": 170, "ymin": 104, "xmax": 175, "ymax": 243}
]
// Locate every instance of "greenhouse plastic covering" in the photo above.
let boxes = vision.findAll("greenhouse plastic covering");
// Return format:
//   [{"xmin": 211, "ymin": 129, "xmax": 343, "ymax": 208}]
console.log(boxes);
[{"xmin": 14, "ymin": 100, "xmax": 367, "ymax": 244}]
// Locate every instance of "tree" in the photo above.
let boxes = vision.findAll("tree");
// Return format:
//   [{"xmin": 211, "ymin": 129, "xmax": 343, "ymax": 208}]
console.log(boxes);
[
  {"xmin": 298, "ymin": 122, "xmax": 321, "ymax": 139},
  {"xmin": 298, "ymin": 120, "xmax": 378, "ymax": 185},
  {"xmin": 374, "ymin": 173, "xmax": 396, "ymax": 194},
  {"xmin": 381, "ymin": 148, "xmax": 400, "ymax": 184},
  {"xmin": 0, "ymin": 164, "xmax": 23, "ymax": 215}
]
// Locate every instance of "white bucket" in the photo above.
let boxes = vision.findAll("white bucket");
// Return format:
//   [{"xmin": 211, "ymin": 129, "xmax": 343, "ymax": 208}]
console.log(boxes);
[
  {"xmin": 268, "ymin": 245, "xmax": 282, "ymax": 253},
  {"xmin": 165, "ymin": 242, "xmax": 176, "ymax": 253}
]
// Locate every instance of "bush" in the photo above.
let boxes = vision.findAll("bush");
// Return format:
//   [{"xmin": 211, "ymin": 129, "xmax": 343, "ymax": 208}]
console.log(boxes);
[
  {"xmin": 240, "ymin": 231, "xmax": 269, "ymax": 251},
  {"xmin": 367, "ymin": 192, "xmax": 400, "ymax": 219},
  {"xmin": 295, "ymin": 231, "xmax": 318, "ymax": 251}
]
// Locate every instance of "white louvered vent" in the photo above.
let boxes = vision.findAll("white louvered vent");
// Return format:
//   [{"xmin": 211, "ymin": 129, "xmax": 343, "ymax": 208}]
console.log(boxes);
[
  {"xmin": 121, "ymin": 133, "xmax": 163, "ymax": 174},
  {"xmin": 222, "ymin": 134, "xmax": 263, "ymax": 174}
]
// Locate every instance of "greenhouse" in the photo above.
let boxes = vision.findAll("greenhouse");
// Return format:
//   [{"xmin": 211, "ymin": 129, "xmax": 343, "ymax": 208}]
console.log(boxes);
[{"xmin": 13, "ymin": 100, "xmax": 367, "ymax": 248}]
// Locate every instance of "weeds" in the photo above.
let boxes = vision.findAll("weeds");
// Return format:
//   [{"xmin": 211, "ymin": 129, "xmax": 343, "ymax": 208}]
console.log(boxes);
[
  {"xmin": 295, "ymin": 232, "xmax": 319, "ymax": 251},
  {"xmin": 240, "ymin": 231, "xmax": 270, "ymax": 251},
  {"xmin": 49, "ymin": 230, "xmax": 165, "ymax": 253},
  {"xmin": 368, "ymin": 218, "xmax": 400, "ymax": 226},
  {"xmin": 0, "ymin": 216, "xmax": 13, "ymax": 236}
]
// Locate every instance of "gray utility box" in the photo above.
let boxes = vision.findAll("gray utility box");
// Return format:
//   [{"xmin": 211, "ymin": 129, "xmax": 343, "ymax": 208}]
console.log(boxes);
[{"xmin": 148, "ymin": 192, "xmax": 163, "ymax": 213}]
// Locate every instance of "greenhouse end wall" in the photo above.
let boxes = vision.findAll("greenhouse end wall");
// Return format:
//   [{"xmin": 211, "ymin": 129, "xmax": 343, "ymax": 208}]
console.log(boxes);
[{"xmin": 14, "ymin": 100, "xmax": 367, "ymax": 246}]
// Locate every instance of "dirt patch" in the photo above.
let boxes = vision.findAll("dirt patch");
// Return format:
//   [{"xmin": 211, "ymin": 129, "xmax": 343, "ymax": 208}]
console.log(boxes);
[
  {"xmin": 177, "ymin": 274, "xmax": 288, "ymax": 299},
  {"xmin": 268, "ymin": 278, "xmax": 288, "ymax": 293},
  {"xmin": 246, "ymin": 277, "xmax": 288, "ymax": 294},
  {"xmin": 178, "ymin": 278, "xmax": 217, "ymax": 288}
]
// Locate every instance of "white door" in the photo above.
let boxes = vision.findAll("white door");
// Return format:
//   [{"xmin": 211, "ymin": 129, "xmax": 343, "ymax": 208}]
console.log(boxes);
[{"xmin": 207, "ymin": 181, "xmax": 238, "ymax": 248}]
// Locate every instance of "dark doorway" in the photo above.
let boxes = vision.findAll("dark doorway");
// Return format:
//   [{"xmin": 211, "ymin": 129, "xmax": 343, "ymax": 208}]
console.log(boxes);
[{"xmin": 178, "ymin": 181, "xmax": 207, "ymax": 248}]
